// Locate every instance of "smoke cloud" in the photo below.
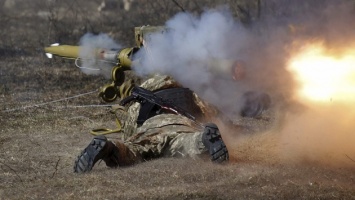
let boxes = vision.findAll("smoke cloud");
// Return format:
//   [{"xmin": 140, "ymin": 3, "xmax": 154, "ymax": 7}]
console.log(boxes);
[
  {"xmin": 133, "ymin": 1, "xmax": 355, "ymax": 168},
  {"xmin": 133, "ymin": 6, "xmax": 295, "ymax": 117},
  {"xmin": 78, "ymin": 33, "xmax": 121, "ymax": 78}
]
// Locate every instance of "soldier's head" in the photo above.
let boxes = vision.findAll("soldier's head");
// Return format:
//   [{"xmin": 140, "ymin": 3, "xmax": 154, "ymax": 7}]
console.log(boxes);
[{"xmin": 231, "ymin": 60, "xmax": 246, "ymax": 81}]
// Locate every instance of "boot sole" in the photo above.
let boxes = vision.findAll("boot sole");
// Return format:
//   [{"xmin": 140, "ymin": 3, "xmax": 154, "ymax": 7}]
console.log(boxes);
[
  {"xmin": 74, "ymin": 135, "xmax": 107, "ymax": 173},
  {"xmin": 203, "ymin": 123, "xmax": 229, "ymax": 163}
]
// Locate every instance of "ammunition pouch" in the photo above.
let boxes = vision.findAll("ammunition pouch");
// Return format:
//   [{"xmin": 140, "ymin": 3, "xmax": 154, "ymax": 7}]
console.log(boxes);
[{"xmin": 136, "ymin": 87, "xmax": 202, "ymax": 125}]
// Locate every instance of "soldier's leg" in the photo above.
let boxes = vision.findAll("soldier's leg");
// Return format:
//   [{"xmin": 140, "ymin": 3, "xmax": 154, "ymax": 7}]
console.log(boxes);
[
  {"xmin": 168, "ymin": 131, "xmax": 207, "ymax": 158},
  {"xmin": 167, "ymin": 123, "xmax": 229, "ymax": 163},
  {"xmin": 74, "ymin": 136, "xmax": 138, "ymax": 173}
]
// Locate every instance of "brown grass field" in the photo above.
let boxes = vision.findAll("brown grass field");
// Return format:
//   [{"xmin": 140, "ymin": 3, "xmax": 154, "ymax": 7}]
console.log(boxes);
[{"xmin": 1, "ymin": 0, "xmax": 355, "ymax": 199}]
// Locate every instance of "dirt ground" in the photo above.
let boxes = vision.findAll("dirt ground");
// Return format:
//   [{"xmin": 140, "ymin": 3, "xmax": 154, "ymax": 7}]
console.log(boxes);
[{"xmin": 1, "ymin": 0, "xmax": 355, "ymax": 199}]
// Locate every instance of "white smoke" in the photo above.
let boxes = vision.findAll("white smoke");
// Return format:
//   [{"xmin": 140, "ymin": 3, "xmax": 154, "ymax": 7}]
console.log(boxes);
[
  {"xmin": 78, "ymin": 33, "xmax": 121, "ymax": 78},
  {"xmin": 133, "ymin": 7, "xmax": 286, "ymax": 117}
]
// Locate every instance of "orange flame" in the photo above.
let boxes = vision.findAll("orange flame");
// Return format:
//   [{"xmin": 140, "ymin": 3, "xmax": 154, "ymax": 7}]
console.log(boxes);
[{"xmin": 288, "ymin": 42, "xmax": 355, "ymax": 104}]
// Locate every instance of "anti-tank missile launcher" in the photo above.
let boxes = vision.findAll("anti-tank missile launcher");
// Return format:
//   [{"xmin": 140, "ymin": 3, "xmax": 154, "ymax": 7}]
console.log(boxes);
[
  {"xmin": 44, "ymin": 26, "xmax": 270, "ymax": 118},
  {"xmin": 45, "ymin": 44, "xmax": 138, "ymax": 102},
  {"xmin": 45, "ymin": 44, "xmax": 138, "ymax": 69},
  {"xmin": 44, "ymin": 26, "xmax": 166, "ymax": 102}
]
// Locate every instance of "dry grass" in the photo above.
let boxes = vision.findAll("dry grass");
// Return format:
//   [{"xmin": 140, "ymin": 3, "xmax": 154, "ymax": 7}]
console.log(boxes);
[{"xmin": 1, "ymin": 0, "xmax": 355, "ymax": 199}]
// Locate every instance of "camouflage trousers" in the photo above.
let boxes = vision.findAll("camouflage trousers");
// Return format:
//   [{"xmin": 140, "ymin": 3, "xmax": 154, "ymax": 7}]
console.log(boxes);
[{"xmin": 110, "ymin": 114, "xmax": 208, "ymax": 165}]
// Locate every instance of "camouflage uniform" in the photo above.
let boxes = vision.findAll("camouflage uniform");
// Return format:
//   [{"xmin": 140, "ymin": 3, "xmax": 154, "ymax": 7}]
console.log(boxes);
[
  {"xmin": 74, "ymin": 74, "xmax": 228, "ymax": 173},
  {"xmin": 110, "ymin": 74, "xmax": 217, "ymax": 165}
]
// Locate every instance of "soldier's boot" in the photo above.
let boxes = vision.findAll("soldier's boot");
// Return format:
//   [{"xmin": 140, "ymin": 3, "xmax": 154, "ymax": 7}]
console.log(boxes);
[
  {"xmin": 202, "ymin": 123, "xmax": 229, "ymax": 163},
  {"xmin": 74, "ymin": 135, "xmax": 119, "ymax": 173}
]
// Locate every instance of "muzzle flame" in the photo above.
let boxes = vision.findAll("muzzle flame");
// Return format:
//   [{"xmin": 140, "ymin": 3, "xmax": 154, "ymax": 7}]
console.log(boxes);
[{"xmin": 288, "ymin": 42, "xmax": 355, "ymax": 104}]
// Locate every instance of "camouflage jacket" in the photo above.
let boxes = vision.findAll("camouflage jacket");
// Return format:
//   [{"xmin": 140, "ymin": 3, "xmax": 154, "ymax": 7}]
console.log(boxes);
[{"xmin": 112, "ymin": 74, "xmax": 219, "ymax": 141}]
